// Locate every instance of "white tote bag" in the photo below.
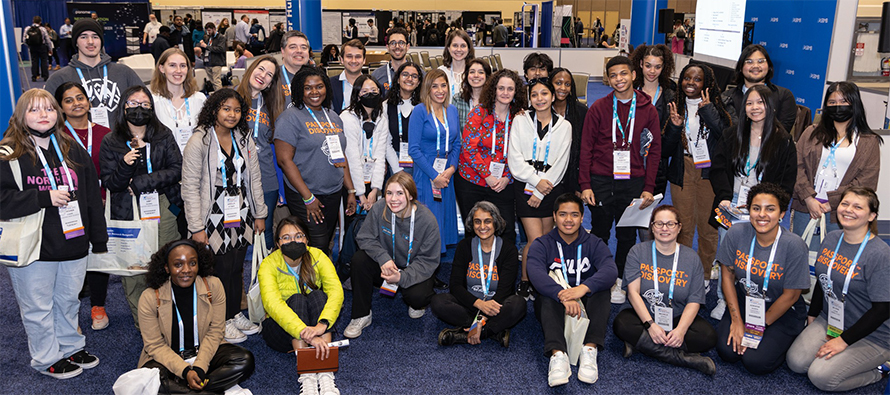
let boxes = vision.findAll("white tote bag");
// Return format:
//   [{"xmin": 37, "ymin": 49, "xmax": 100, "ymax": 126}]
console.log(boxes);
[
  {"xmin": 0, "ymin": 147, "xmax": 45, "ymax": 267},
  {"xmin": 112, "ymin": 367, "xmax": 160, "ymax": 395},
  {"xmin": 800, "ymin": 214, "xmax": 826, "ymax": 304},
  {"xmin": 247, "ymin": 232, "xmax": 268, "ymax": 323},
  {"xmin": 87, "ymin": 196, "xmax": 158, "ymax": 276},
  {"xmin": 548, "ymin": 270, "xmax": 589, "ymax": 366}
]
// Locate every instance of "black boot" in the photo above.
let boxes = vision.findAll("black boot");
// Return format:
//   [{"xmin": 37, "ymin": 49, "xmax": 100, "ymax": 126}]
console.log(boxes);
[
  {"xmin": 493, "ymin": 329, "xmax": 510, "ymax": 348},
  {"xmin": 634, "ymin": 331, "xmax": 716, "ymax": 375},
  {"xmin": 438, "ymin": 328, "xmax": 468, "ymax": 346},
  {"xmin": 622, "ymin": 341, "xmax": 634, "ymax": 358}
]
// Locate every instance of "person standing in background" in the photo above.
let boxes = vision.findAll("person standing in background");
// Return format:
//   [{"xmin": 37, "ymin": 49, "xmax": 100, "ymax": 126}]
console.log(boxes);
[
  {"xmin": 59, "ymin": 18, "xmax": 73, "ymax": 66},
  {"xmin": 199, "ymin": 23, "xmax": 226, "ymax": 92},
  {"xmin": 143, "ymin": 14, "xmax": 162, "ymax": 48},
  {"xmin": 235, "ymin": 15, "xmax": 251, "ymax": 45},
  {"xmin": 574, "ymin": 17, "xmax": 584, "ymax": 48},
  {"xmin": 365, "ymin": 19, "xmax": 379, "ymax": 45},
  {"xmin": 23, "ymin": 16, "xmax": 53, "ymax": 82}
]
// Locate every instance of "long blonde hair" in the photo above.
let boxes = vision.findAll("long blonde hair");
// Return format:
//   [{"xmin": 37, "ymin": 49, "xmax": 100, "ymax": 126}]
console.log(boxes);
[
  {"xmin": 150, "ymin": 48, "xmax": 199, "ymax": 100},
  {"xmin": 421, "ymin": 69, "xmax": 449, "ymax": 114},
  {"xmin": 0, "ymin": 89, "xmax": 77, "ymax": 168}
]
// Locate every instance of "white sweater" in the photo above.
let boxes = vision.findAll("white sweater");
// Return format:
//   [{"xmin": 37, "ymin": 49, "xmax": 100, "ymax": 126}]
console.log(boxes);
[
  {"xmin": 508, "ymin": 111, "xmax": 572, "ymax": 199},
  {"xmin": 341, "ymin": 109, "xmax": 391, "ymax": 193}
]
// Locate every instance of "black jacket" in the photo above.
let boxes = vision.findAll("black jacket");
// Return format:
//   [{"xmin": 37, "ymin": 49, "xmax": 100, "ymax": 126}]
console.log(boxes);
[
  {"xmin": 643, "ymin": 82, "xmax": 676, "ymax": 196},
  {"xmin": 151, "ymin": 35, "xmax": 171, "ymax": 63},
  {"xmin": 449, "ymin": 237, "xmax": 519, "ymax": 306},
  {"xmin": 722, "ymin": 83, "xmax": 797, "ymax": 133},
  {"xmin": 564, "ymin": 100, "xmax": 589, "ymax": 194},
  {"xmin": 708, "ymin": 126, "xmax": 797, "ymax": 229},
  {"xmin": 205, "ymin": 32, "xmax": 226, "ymax": 67},
  {"xmin": 266, "ymin": 29, "xmax": 284, "ymax": 53},
  {"xmin": 99, "ymin": 128, "xmax": 183, "ymax": 221},
  {"xmin": 663, "ymin": 101, "xmax": 730, "ymax": 186},
  {"xmin": 330, "ymin": 74, "xmax": 348, "ymax": 112}
]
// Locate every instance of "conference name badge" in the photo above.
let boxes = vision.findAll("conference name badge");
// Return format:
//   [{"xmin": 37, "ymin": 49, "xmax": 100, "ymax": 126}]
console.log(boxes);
[
  {"xmin": 59, "ymin": 200, "xmax": 85, "ymax": 240},
  {"xmin": 326, "ymin": 135, "xmax": 345, "ymax": 163},
  {"xmin": 692, "ymin": 142, "xmax": 711, "ymax": 169},
  {"xmin": 223, "ymin": 194, "xmax": 241, "ymax": 228},
  {"xmin": 613, "ymin": 150, "xmax": 631, "ymax": 179},
  {"xmin": 380, "ymin": 280, "xmax": 398, "ymax": 296},
  {"xmin": 827, "ymin": 298, "xmax": 845, "ymax": 338},
  {"xmin": 432, "ymin": 158, "xmax": 447, "ymax": 201},
  {"xmin": 174, "ymin": 127, "xmax": 193, "ymax": 153},
  {"xmin": 489, "ymin": 162, "xmax": 505, "ymax": 179},
  {"xmin": 139, "ymin": 191, "xmax": 161, "ymax": 221},
  {"xmin": 363, "ymin": 161, "xmax": 374, "ymax": 184},
  {"xmin": 398, "ymin": 142, "xmax": 413, "ymax": 167},
  {"xmin": 90, "ymin": 107, "xmax": 110, "ymax": 129},
  {"xmin": 654, "ymin": 305, "xmax": 673, "ymax": 332},
  {"xmin": 741, "ymin": 296, "xmax": 766, "ymax": 349}
]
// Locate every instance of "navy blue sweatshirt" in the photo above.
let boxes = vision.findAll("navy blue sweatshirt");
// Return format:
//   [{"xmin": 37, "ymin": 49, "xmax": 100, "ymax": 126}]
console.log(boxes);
[{"xmin": 527, "ymin": 228, "xmax": 618, "ymax": 301}]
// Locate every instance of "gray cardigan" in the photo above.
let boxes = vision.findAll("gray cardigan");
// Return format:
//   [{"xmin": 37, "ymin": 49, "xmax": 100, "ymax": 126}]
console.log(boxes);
[{"xmin": 181, "ymin": 126, "xmax": 268, "ymax": 234}]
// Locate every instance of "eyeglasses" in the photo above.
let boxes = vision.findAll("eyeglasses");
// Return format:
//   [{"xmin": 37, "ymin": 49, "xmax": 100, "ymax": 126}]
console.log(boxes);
[
  {"xmin": 388, "ymin": 40, "xmax": 407, "ymax": 48},
  {"xmin": 744, "ymin": 58, "xmax": 768, "ymax": 65},
  {"xmin": 400, "ymin": 72, "xmax": 420, "ymax": 80},
  {"xmin": 651, "ymin": 221, "xmax": 679, "ymax": 229},
  {"xmin": 125, "ymin": 100, "xmax": 152, "ymax": 109},
  {"xmin": 279, "ymin": 233, "xmax": 307, "ymax": 243}
]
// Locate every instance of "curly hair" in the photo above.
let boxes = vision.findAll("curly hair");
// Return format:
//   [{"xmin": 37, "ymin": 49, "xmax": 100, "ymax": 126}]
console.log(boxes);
[
  {"xmin": 479, "ymin": 68, "xmax": 528, "ymax": 118},
  {"xmin": 459, "ymin": 58, "xmax": 492, "ymax": 103},
  {"xmin": 630, "ymin": 44, "xmax": 674, "ymax": 89},
  {"xmin": 292, "ymin": 66, "xmax": 333, "ymax": 109},
  {"xmin": 675, "ymin": 63, "xmax": 731, "ymax": 143},
  {"xmin": 386, "ymin": 62, "xmax": 424, "ymax": 106},
  {"xmin": 196, "ymin": 88, "xmax": 250, "ymax": 135},
  {"xmin": 145, "ymin": 239, "xmax": 216, "ymax": 289},
  {"xmin": 746, "ymin": 182, "xmax": 790, "ymax": 214}
]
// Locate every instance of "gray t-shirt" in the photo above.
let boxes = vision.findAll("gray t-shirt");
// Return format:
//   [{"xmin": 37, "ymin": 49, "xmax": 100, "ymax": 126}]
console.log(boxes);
[
  {"xmin": 274, "ymin": 106, "xmax": 347, "ymax": 196},
  {"xmin": 467, "ymin": 236, "xmax": 503, "ymax": 300},
  {"xmin": 249, "ymin": 97, "xmax": 278, "ymax": 193},
  {"xmin": 718, "ymin": 224, "xmax": 810, "ymax": 316},
  {"xmin": 623, "ymin": 241, "xmax": 705, "ymax": 317},
  {"xmin": 815, "ymin": 230, "xmax": 890, "ymax": 349}
]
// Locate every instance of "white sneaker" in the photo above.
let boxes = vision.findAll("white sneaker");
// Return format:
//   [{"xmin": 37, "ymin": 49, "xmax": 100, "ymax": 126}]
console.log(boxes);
[
  {"xmin": 225, "ymin": 319, "xmax": 247, "ymax": 343},
  {"xmin": 577, "ymin": 346, "xmax": 599, "ymax": 384},
  {"xmin": 298, "ymin": 373, "xmax": 319, "ymax": 395},
  {"xmin": 344, "ymin": 313, "xmax": 372, "ymax": 339},
  {"xmin": 317, "ymin": 372, "xmax": 340, "ymax": 395},
  {"xmin": 610, "ymin": 279, "xmax": 626, "ymax": 304},
  {"xmin": 548, "ymin": 351, "xmax": 571, "ymax": 387},
  {"xmin": 711, "ymin": 299, "xmax": 726, "ymax": 320},
  {"xmin": 233, "ymin": 312, "xmax": 261, "ymax": 335},
  {"xmin": 408, "ymin": 306, "xmax": 426, "ymax": 319}
]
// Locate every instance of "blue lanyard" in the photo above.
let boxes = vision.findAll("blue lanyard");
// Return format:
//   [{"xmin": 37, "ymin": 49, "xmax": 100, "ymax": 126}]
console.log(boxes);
[
  {"xmin": 744, "ymin": 152, "xmax": 761, "ymax": 181},
  {"xmin": 391, "ymin": 206, "xmax": 416, "ymax": 266},
  {"xmin": 171, "ymin": 284, "xmax": 199, "ymax": 353},
  {"xmin": 821, "ymin": 140, "xmax": 841, "ymax": 176},
  {"xmin": 126, "ymin": 141, "xmax": 153, "ymax": 174},
  {"xmin": 285, "ymin": 262, "xmax": 309, "ymax": 293},
  {"xmin": 33, "ymin": 134, "xmax": 73, "ymax": 190},
  {"xmin": 651, "ymin": 242, "xmax": 680, "ymax": 303},
  {"xmin": 556, "ymin": 242, "xmax": 582, "ymax": 287},
  {"xmin": 684, "ymin": 109, "xmax": 707, "ymax": 146},
  {"xmin": 826, "ymin": 231, "xmax": 870, "ymax": 301},
  {"xmin": 307, "ymin": 107, "xmax": 333, "ymax": 133},
  {"xmin": 612, "ymin": 92, "xmax": 636, "ymax": 148},
  {"xmin": 434, "ymin": 107, "xmax": 450, "ymax": 157},
  {"xmin": 655, "ymin": 85, "xmax": 661, "ymax": 102},
  {"xmin": 172, "ymin": 97, "xmax": 191, "ymax": 128},
  {"xmin": 531, "ymin": 113, "xmax": 552, "ymax": 172},
  {"xmin": 491, "ymin": 112, "xmax": 510, "ymax": 159},
  {"xmin": 252, "ymin": 96, "xmax": 263, "ymax": 140},
  {"xmin": 449, "ymin": 65, "xmax": 458, "ymax": 97},
  {"xmin": 281, "ymin": 65, "xmax": 291, "ymax": 87},
  {"xmin": 477, "ymin": 238, "xmax": 496, "ymax": 298},
  {"xmin": 65, "ymin": 121, "xmax": 93, "ymax": 157},
  {"xmin": 213, "ymin": 132, "xmax": 240, "ymax": 188},
  {"xmin": 76, "ymin": 65, "xmax": 108, "ymax": 106},
  {"xmin": 397, "ymin": 104, "xmax": 406, "ymax": 143},
  {"xmin": 342, "ymin": 78, "xmax": 349, "ymax": 111},
  {"xmin": 746, "ymin": 228, "xmax": 781, "ymax": 295},
  {"xmin": 363, "ymin": 127, "xmax": 375, "ymax": 160}
]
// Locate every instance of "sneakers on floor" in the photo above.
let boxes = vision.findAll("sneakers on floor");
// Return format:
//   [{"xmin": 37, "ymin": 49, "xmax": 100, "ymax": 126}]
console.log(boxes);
[
  {"xmin": 225, "ymin": 319, "xmax": 247, "ymax": 343},
  {"xmin": 41, "ymin": 359, "xmax": 82, "ymax": 379},
  {"xmin": 577, "ymin": 346, "xmax": 599, "ymax": 384},
  {"xmin": 317, "ymin": 372, "xmax": 340, "ymax": 395},
  {"xmin": 517, "ymin": 281, "xmax": 533, "ymax": 301},
  {"xmin": 91, "ymin": 306, "xmax": 109, "ymax": 330},
  {"xmin": 344, "ymin": 313, "xmax": 372, "ymax": 339},
  {"xmin": 548, "ymin": 351, "xmax": 571, "ymax": 387},
  {"xmin": 298, "ymin": 373, "xmax": 319, "ymax": 395},
  {"xmin": 233, "ymin": 312, "xmax": 261, "ymax": 335},
  {"xmin": 711, "ymin": 299, "xmax": 726, "ymax": 320},
  {"xmin": 408, "ymin": 306, "xmax": 426, "ymax": 319},
  {"xmin": 610, "ymin": 279, "xmax": 626, "ymax": 304},
  {"xmin": 704, "ymin": 279, "xmax": 711, "ymax": 294},
  {"xmin": 495, "ymin": 329, "xmax": 510, "ymax": 348},
  {"xmin": 67, "ymin": 350, "xmax": 99, "ymax": 369}
]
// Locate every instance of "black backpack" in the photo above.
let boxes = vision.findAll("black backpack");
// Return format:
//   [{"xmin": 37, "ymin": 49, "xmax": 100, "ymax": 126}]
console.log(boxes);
[{"xmin": 26, "ymin": 26, "xmax": 42, "ymax": 47}]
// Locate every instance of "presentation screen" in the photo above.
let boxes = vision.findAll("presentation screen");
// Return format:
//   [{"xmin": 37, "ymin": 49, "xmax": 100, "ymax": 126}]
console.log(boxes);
[{"xmin": 694, "ymin": 0, "xmax": 747, "ymax": 62}]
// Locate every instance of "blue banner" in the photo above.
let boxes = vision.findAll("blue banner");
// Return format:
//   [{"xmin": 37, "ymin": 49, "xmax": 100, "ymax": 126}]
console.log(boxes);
[{"xmin": 1, "ymin": 0, "xmax": 22, "ymax": 136}]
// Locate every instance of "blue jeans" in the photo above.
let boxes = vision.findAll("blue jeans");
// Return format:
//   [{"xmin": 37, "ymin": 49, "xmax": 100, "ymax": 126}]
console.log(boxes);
[
  {"xmin": 263, "ymin": 190, "xmax": 280, "ymax": 247},
  {"xmin": 7, "ymin": 257, "xmax": 87, "ymax": 370},
  {"xmin": 791, "ymin": 210, "xmax": 841, "ymax": 251}
]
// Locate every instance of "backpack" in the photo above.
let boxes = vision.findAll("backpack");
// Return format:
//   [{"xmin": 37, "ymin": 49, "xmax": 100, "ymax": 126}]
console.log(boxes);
[{"xmin": 26, "ymin": 26, "xmax": 42, "ymax": 47}]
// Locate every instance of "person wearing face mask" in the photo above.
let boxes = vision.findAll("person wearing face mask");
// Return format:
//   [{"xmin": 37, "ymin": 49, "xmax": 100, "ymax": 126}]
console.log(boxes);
[
  {"xmin": 1, "ymin": 89, "xmax": 106, "ymax": 379},
  {"xmin": 343, "ymin": 76, "xmax": 390, "ymax": 213},
  {"xmin": 791, "ymin": 82, "xmax": 882, "ymax": 249},
  {"xmin": 259, "ymin": 216, "xmax": 344, "ymax": 395},
  {"xmin": 138, "ymin": 239, "xmax": 255, "ymax": 393},
  {"xmin": 99, "ymin": 85, "xmax": 184, "ymax": 328},
  {"xmin": 383, "ymin": 62, "xmax": 423, "ymax": 176},
  {"xmin": 451, "ymin": 58, "xmax": 491, "ymax": 130},
  {"xmin": 151, "ymin": 48, "xmax": 207, "ymax": 154}
]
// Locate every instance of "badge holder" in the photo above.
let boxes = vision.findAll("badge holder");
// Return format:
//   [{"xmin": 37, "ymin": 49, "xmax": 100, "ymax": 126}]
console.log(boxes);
[
  {"xmin": 654, "ymin": 304, "xmax": 674, "ymax": 332},
  {"xmin": 468, "ymin": 312, "xmax": 487, "ymax": 338},
  {"xmin": 58, "ymin": 185, "xmax": 86, "ymax": 240},
  {"xmin": 380, "ymin": 280, "xmax": 398, "ymax": 297},
  {"xmin": 432, "ymin": 157, "xmax": 447, "ymax": 202},
  {"xmin": 139, "ymin": 191, "xmax": 162, "ymax": 221},
  {"xmin": 741, "ymin": 295, "xmax": 766, "ymax": 349},
  {"xmin": 398, "ymin": 142, "xmax": 413, "ymax": 167},
  {"xmin": 827, "ymin": 297, "xmax": 845, "ymax": 338},
  {"xmin": 613, "ymin": 150, "xmax": 631, "ymax": 180}
]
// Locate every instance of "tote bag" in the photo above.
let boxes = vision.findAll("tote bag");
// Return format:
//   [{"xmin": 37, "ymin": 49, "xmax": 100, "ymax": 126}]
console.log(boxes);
[
  {"xmin": 248, "ymin": 232, "xmax": 268, "ymax": 323},
  {"xmin": 87, "ymin": 196, "xmax": 158, "ymax": 276},
  {"xmin": 800, "ymin": 214, "xmax": 826, "ymax": 304},
  {"xmin": 0, "ymin": 147, "xmax": 45, "ymax": 267},
  {"xmin": 548, "ymin": 270, "xmax": 589, "ymax": 366}
]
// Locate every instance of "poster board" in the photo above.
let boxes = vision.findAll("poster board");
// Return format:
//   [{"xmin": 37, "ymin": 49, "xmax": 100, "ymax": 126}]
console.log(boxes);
[
  {"xmin": 202, "ymin": 11, "xmax": 233, "ymax": 28},
  {"xmin": 235, "ymin": 10, "xmax": 270, "ymax": 41},
  {"xmin": 67, "ymin": 2, "xmax": 152, "ymax": 60},
  {"xmin": 323, "ymin": 11, "xmax": 342, "ymax": 46},
  {"xmin": 342, "ymin": 12, "xmax": 374, "ymax": 41}
]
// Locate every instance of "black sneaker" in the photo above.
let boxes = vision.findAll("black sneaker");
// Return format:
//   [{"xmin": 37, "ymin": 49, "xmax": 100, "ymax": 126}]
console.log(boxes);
[
  {"xmin": 437, "ymin": 328, "xmax": 467, "ymax": 346},
  {"xmin": 495, "ymin": 329, "xmax": 510, "ymax": 348},
  {"xmin": 41, "ymin": 359, "xmax": 83, "ymax": 379},
  {"xmin": 434, "ymin": 277, "xmax": 448, "ymax": 290},
  {"xmin": 68, "ymin": 350, "xmax": 99, "ymax": 369},
  {"xmin": 517, "ymin": 281, "xmax": 533, "ymax": 301}
]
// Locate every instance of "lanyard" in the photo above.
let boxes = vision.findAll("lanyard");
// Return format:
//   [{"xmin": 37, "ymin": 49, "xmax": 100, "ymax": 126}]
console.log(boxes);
[
  {"xmin": 491, "ymin": 112, "xmax": 510, "ymax": 159},
  {"xmin": 826, "ymin": 231, "xmax": 870, "ymax": 302},
  {"xmin": 32, "ymin": 135, "xmax": 74, "ymax": 190},
  {"xmin": 285, "ymin": 262, "xmax": 307, "ymax": 292},
  {"xmin": 171, "ymin": 97, "xmax": 191, "ymax": 128},
  {"xmin": 477, "ymin": 237, "xmax": 497, "ymax": 298},
  {"xmin": 531, "ymin": 113, "xmax": 553, "ymax": 172},
  {"xmin": 252, "ymin": 95, "xmax": 264, "ymax": 140},
  {"xmin": 611, "ymin": 92, "xmax": 636, "ymax": 149},
  {"xmin": 820, "ymin": 139, "xmax": 841, "ymax": 177},
  {"xmin": 684, "ymin": 108, "xmax": 707, "ymax": 146},
  {"xmin": 655, "ymin": 85, "xmax": 661, "ymax": 102},
  {"xmin": 171, "ymin": 285, "xmax": 199, "ymax": 353},
  {"xmin": 386, "ymin": 64, "xmax": 393, "ymax": 87},
  {"xmin": 556, "ymin": 242, "xmax": 583, "ymax": 287},
  {"xmin": 397, "ymin": 102, "xmax": 407, "ymax": 143},
  {"xmin": 281, "ymin": 65, "xmax": 291, "ymax": 87},
  {"xmin": 449, "ymin": 65, "xmax": 457, "ymax": 97},
  {"xmin": 126, "ymin": 141, "xmax": 153, "ymax": 174},
  {"xmin": 746, "ymin": 227, "xmax": 782, "ymax": 295},
  {"xmin": 307, "ymin": 107, "xmax": 334, "ymax": 135},
  {"xmin": 651, "ymin": 242, "xmax": 680, "ymax": 303},
  {"xmin": 391, "ymin": 206, "xmax": 416, "ymax": 266},
  {"xmin": 434, "ymin": 107, "xmax": 450, "ymax": 157},
  {"xmin": 342, "ymin": 78, "xmax": 349, "ymax": 111},
  {"xmin": 65, "ymin": 121, "xmax": 93, "ymax": 157},
  {"xmin": 211, "ymin": 130, "xmax": 241, "ymax": 189},
  {"xmin": 76, "ymin": 65, "xmax": 109, "ymax": 107}
]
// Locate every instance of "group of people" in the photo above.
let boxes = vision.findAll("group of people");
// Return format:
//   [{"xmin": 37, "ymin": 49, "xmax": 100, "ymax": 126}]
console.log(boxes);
[{"xmin": 2, "ymin": 15, "xmax": 888, "ymax": 394}]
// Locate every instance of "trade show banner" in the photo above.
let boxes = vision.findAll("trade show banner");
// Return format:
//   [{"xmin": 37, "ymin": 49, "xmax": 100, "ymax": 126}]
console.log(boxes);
[
  {"xmin": 201, "ymin": 11, "xmax": 232, "ymax": 28},
  {"xmin": 67, "ymin": 2, "xmax": 151, "ymax": 60},
  {"xmin": 745, "ymin": 0, "xmax": 837, "ymax": 111}
]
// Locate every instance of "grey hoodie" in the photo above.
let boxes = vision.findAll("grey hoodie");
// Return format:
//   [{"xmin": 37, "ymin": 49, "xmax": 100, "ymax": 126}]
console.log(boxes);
[{"xmin": 44, "ymin": 52, "xmax": 144, "ymax": 113}]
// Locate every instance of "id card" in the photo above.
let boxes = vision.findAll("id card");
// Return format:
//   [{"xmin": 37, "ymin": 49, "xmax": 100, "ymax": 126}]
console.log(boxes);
[
  {"xmin": 139, "ymin": 191, "xmax": 161, "ymax": 221},
  {"xmin": 737, "ymin": 186, "xmax": 751, "ymax": 208},
  {"xmin": 325, "ymin": 135, "xmax": 345, "ymax": 163},
  {"xmin": 59, "ymin": 199, "xmax": 85, "ymax": 239},
  {"xmin": 741, "ymin": 296, "xmax": 766, "ymax": 349},
  {"xmin": 827, "ymin": 298, "xmax": 845, "ymax": 338},
  {"xmin": 692, "ymin": 142, "xmax": 711, "ymax": 169},
  {"xmin": 613, "ymin": 150, "xmax": 631, "ymax": 179},
  {"xmin": 223, "ymin": 194, "xmax": 241, "ymax": 228},
  {"xmin": 432, "ymin": 158, "xmax": 447, "ymax": 174},
  {"xmin": 363, "ymin": 160, "xmax": 374, "ymax": 184},
  {"xmin": 524, "ymin": 182, "xmax": 536, "ymax": 196},
  {"xmin": 489, "ymin": 162, "xmax": 505, "ymax": 179},
  {"xmin": 398, "ymin": 142, "xmax": 413, "ymax": 167},
  {"xmin": 90, "ymin": 107, "xmax": 110, "ymax": 129},
  {"xmin": 654, "ymin": 305, "xmax": 674, "ymax": 332},
  {"xmin": 173, "ymin": 127, "xmax": 193, "ymax": 153},
  {"xmin": 380, "ymin": 280, "xmax": 398, "ymax": 296}
]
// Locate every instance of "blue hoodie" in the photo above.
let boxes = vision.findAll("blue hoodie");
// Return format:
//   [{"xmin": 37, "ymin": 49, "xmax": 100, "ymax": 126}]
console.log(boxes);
[{"xmin": 527, "ymin": 228, "xmax": 618, "ymax": 302}]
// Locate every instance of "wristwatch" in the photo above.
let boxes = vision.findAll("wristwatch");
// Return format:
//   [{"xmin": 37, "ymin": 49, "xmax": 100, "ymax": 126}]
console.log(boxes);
[
  {"xmin": 319, "ymin": 319, "xmax": 330, "ymax": 328},
  {"xmin": 642, "ymin": 319, "xmax": 654, "ymax": 329}
]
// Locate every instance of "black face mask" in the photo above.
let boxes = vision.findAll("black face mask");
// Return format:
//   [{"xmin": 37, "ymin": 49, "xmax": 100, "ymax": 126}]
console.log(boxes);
[
  {"xmin": 824, "ymin": 105, "xmax": 853, "ymax": 123},
  {"xmin": 280, "ymin": 241, "xmax": 307, "ymax": 261},
  {"xmin": 27, "ymin": 126, "xmax": 53, "ymax": 138},
  {"xmin": 360, "ymin": 92, "xmax": 381, "ymax": 109},
  {"xmin": 125, "ymin": 107, "xmax": 152, "ymax": 126}
]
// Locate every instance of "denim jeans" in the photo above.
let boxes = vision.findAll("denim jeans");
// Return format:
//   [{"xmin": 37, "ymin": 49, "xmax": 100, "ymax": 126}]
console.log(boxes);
[{"xmin": 7, "ymin": 257, "xmax": 87, "ymax": 370}]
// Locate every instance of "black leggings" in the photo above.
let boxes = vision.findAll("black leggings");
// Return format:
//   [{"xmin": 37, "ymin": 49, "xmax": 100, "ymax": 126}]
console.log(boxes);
[
  {"xmin": 87, "ymin": 271, "xmax": 109, "ymax": 306},
  {"xmin": 534, "ymin": 289, "xmax": 610, "ymax": 356},
  {"xmin": 612, "ymin": 308, "xmax": 717, "ymax": 353},
  {"xmin": 214, "ymin": 247, "xmax": 248, "ymax": 320},
  {"xmin": 285, "ymin": 187, "xmax": 343, "ymax": 255},
  {"xmin": 430, "ymin": 293, "xmax": 527, "ymax": 335},
  {"xmin": 262, "ymin": 291, "xmax": 330, "ymax": 353},
  {"xmin": 141, "ymin": 343, "xmax": 255, "ymax": 393},
  {"xmin": 715, "ymin": 299, "xmax": 805, "ymax": 375},
  {"xmin": 350, "ymin": 249, "xmax": 435, "ymax": 319}
]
